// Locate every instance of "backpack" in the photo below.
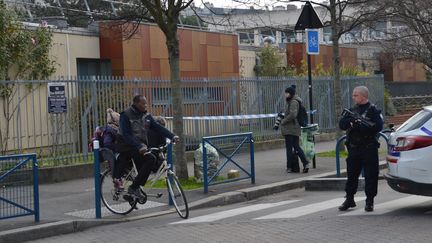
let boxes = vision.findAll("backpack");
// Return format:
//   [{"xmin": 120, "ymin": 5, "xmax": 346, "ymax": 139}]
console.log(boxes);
[{"xmin": 296, "ymin": 100, "xmax": 308, "ymax": 127}]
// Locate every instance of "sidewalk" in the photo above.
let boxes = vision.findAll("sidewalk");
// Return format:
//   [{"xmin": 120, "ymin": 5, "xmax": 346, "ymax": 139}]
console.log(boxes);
[{"xmin": 0, "ymin": 140, "xmax": 385, "ymax": 242}]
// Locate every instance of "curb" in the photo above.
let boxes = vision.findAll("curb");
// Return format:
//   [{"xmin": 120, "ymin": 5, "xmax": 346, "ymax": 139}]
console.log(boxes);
[
  {"xmin": 0, "ymin": 219, "xmax": 121, "ymax": 243},
  {"xmin": 1, "ymin": 160, "xmax": 387, "ymax": 242}
]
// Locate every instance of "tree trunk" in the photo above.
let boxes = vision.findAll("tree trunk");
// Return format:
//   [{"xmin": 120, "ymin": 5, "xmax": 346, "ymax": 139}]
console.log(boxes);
[
  {"xmin": 166, "ymin": 32, "xmax": 188, "ymax": 180},
  {"xmin": 330, "ymin": 0, "xmax": 345, "ymax": 144}
]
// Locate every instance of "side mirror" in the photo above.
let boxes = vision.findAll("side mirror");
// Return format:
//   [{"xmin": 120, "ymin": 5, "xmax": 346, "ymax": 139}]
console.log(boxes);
[{"xmin": 388, "ymin": 123, "xmax": 394, "ymax": 129}]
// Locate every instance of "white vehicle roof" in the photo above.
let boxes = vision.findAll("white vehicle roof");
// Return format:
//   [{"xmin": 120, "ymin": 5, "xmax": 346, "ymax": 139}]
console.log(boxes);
[{"xmin": 423, "ymin": 105, "xmax": 432, "ymax": 112}]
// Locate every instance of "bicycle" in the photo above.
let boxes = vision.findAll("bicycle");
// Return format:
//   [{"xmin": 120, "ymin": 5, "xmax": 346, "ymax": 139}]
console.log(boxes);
[{"xmin": 100, "ymin": 141, "xmax": 189, "ymax": 219}]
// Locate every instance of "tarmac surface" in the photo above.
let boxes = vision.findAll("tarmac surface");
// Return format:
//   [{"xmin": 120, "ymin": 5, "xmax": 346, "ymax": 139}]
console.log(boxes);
[{"xmin": 0, "ymin": 139, "xmax": 389, "ymax": 242}]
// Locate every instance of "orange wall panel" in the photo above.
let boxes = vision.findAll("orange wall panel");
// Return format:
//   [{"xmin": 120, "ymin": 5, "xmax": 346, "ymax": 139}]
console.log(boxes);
[
  {"xmin": 207, "ymin": 46, "xmax": 221, "ymax": 62},
  {"xmin": 123, "ymin": 38, "xmax": 143, "ymax": 71},
  {"xmin": 99, "ymin": 23, "xmax": 239, "ymax": 78}
]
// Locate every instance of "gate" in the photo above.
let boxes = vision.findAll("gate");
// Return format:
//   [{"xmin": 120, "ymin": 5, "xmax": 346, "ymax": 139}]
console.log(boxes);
[
  {"xmin": 0, "ymin": 154, "xmax": 40, "ymax": 222},
  {"xmin": 202, "ymin": 132, "xmax": 255, "ymax": 193}
]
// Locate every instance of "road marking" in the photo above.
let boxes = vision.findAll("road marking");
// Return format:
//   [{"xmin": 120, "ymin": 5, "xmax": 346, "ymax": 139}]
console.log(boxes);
[
  {"xmin": 255, "ymin": 197, "xmax": 366, "ymax": 220},
  {"xmin": 171, "ymin": 200, "xmax": 300, "ymax": 224},
  {"xmin": 65, "ymin": 201, "xmax": 166, "ymax": 218},
  {"xmin": 340, "ymin": 195, "xmax": 432, "ymax": 216}
]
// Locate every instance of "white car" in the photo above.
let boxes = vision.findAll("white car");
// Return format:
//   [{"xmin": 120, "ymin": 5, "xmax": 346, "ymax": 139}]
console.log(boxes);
[{"xmin": 384, "ymin": 105, "xmax": 432, "ymax": 196}]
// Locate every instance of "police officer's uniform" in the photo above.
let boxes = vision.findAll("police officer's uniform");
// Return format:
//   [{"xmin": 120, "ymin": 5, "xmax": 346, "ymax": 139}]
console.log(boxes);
[{"xmin": 338, "ymin": 102, "xmax": 383, "ymax": 211}]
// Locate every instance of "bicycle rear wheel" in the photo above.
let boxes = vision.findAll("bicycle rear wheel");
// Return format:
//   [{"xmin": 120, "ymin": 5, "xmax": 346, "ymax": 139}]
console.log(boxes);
[
  {"xmin": 100, "ymin": 169, "xmax": 137, "ymax": 215},
  {"xmin": 166, "ymin": 171, "xmax": 189, "ymax": 219}
]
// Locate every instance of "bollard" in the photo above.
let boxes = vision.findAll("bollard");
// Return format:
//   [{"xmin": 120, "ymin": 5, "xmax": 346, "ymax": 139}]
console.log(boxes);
[{"xmin": 93, "ymin": 140, "xmax": 101, "ymax": 219}]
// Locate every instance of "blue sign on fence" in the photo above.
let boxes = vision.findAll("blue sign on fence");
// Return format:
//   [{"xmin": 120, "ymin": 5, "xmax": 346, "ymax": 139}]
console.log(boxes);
[{"xmin": 306, "ymin": 29, "xmax": 319, "ymax": 55}]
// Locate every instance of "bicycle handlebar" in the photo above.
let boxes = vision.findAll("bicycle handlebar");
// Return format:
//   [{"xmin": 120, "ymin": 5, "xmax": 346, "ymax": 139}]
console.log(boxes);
[{"xmin": 143, "ymin": 139, "xmax": 174, "ymax": 155}]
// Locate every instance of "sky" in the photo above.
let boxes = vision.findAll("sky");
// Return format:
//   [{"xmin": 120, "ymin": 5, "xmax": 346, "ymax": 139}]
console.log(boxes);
[{"xmin": 194, "ymin": 0, "xmax": 326, "ymax": 9}]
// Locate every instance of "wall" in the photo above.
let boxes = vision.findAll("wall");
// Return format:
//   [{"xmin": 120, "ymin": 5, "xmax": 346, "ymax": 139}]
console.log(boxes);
[
  {"xmin": 286, "ymin": 43, "xmax": 357, "ymax": 71},
  {"xmin": 239, "ymin": 49, "xmax": 256, "ymax": 78},
  {"xmin": 50, "ymin": 29, "xmax": 100, "ymax": 77},
  {"xmin": 379, "ymin": 53, "xmax": 427, "ymax": 82},
  {"xmin": 99, "ymin": 23, "xmax": 239, "ymax": 78}
]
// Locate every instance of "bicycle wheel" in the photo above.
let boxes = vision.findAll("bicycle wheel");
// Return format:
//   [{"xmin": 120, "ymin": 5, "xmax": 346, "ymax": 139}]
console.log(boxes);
[
  {"xmin": 100, "ymin": 169, "xmax": 137, "ymax": 215},
  {"xmin": 166, "ymin": 171, "xmax": 189, "ymax": 219}
]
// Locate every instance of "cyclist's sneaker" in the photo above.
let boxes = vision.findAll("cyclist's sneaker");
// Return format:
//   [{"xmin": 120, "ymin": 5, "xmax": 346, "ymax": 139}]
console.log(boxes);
[
  {"xmin": 113, "ymin": 178, "xmax": 124, "ymax": 191},
  {"xmin": 127, "ymin": 186, "xmax": 145, "ymax": 201}
]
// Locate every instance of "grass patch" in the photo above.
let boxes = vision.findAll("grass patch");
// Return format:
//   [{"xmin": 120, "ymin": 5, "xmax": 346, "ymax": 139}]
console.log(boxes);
[
  {"xmin": 145, "ymin": 177, "xmax": 203, "ymax": 190},
  {"xmin": 145, "ymin": 176, "xmax": 227, "ymax": 190},
  {"xmin": 316, "ymin": 150, "xmax": 348, "ymax": 158}
]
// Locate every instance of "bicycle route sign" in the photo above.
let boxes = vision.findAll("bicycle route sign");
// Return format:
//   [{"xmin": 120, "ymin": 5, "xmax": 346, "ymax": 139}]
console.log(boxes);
[{"xmin": 306, "ymin": 29, "xmax": 319, "ymax": 55}]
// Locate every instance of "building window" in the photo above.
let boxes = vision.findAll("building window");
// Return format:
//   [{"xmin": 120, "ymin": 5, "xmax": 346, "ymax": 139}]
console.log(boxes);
[{"xmin": 77, "ymin": 58, "xmax": 112, "ymax": 77}]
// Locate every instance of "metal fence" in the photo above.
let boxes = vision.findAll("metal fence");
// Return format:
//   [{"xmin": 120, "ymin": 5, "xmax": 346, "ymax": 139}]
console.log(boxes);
[
  {"xmin": 0, "ymin": 75, "xmax": 384, "ymax": 166},
  {"xmin": 0, "ymin": 154, "xmax": 40, "ymax": 222}
]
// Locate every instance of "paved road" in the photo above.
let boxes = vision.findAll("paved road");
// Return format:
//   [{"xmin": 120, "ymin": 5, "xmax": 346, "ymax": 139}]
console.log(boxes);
[{"xmin": 30, "ymin": 181, "xmax": 432, "ymax": 243}]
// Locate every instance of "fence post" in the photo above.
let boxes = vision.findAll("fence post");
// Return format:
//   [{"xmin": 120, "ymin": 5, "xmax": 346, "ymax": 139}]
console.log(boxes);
[
  {"xmin": 249, "ymin": 134, "xmax": 255, "ymax": 184},
  {"xmin": 93, "ymin": 140, "xmax": 101, "ymax": 219},
  {"xmin": 203, "ymin": 139, "xmax": 208, "ymax": 193},
  {"xmin": 32, "ymin": 154, "xmax": 40, "ymax": 222}
]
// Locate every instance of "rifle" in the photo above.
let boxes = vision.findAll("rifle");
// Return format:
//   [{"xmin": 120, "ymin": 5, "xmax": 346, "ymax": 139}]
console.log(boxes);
[{"xmin": 341, "ymin": 108, "xmax": 375, "ymax": 128}]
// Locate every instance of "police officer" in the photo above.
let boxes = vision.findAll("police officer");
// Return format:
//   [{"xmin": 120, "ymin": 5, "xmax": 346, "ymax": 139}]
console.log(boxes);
[{"xmin": 338, "ymin": 86, "xmax": 383, "ymax": 212}]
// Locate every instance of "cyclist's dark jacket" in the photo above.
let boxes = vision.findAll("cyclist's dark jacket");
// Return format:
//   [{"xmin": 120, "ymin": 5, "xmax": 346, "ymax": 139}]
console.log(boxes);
[
  {"xmin": 339, "ymin": 102, "xmax": 383, "ymax": 148},
  {"xmin": 116, "ymin": 105, "xmax": 174, "ymax": 152}
]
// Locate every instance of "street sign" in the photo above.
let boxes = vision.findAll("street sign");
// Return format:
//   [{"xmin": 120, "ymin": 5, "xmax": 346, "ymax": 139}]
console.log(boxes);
[
  {"xmin": 295, "ymin": 1, "xmax": 324, "ymax": 30},
  {"xmin": 306, "ymin": 29, "xmax": 319, "ymax": 55},
  {"xmin": 47, "ymin": 83, "xmax": 67, "ymax": 113}
]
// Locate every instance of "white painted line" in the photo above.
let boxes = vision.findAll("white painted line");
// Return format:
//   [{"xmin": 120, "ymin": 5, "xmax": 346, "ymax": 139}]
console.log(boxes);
[
  {"xmin": 340, "ymin": 195, "xmax": 432, "ymax": 216},
  {"xmin": 171, "ymin": 200, "xmax": 300, "ymax": 224},
  {"xmin": 255, "ymin": 197, "xmax": 366, "ymax": 220},
  {"xmin": 65, "ymin": 201, "xmax": 166, "ymax": 218}
]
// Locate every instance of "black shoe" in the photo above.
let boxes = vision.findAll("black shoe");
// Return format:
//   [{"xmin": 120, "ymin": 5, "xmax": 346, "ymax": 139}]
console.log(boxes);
[
  {"xmin": 338, "ymin": 198, "xmax": 356, "ymax": 211},
  {"xmin": 365, "ymin": 201, "xmax": 374, "ymax": 212}
]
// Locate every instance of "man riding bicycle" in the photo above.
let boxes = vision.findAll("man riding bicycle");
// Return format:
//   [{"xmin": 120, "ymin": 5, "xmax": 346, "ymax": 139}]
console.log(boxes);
[{"xmin": 115, "ymin": 95, "xmax": 179, "ymax": 201}]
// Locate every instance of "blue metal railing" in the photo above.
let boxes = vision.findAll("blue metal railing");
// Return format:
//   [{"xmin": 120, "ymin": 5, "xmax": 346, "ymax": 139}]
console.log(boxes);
[
  {"xmin": 202, "ymin": 132, "xmax": 255, "ymax": 193},
  {"xmin": 0, "ymin": 154, "xmax": 39, "ymax": 222},
  {"xmin": 335, "ymin": 132, "xmax": 390, "ymax": 177}
]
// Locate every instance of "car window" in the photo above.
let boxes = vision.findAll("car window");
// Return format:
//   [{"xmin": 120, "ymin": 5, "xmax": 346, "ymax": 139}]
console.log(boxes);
[{"xmin": 396, "ymin": 109, "xmax": 432, "ymax": 133}]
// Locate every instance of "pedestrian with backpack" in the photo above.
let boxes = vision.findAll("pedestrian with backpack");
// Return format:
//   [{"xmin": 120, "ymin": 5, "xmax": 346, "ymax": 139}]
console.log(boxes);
[{"xmin": 280, "ymin": 85, "xmax": 310, "ymax": 173}]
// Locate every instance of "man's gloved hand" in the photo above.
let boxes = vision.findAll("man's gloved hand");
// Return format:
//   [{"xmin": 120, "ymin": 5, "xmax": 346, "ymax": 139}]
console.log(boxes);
[
  {"xmin": 173, "ymin": 136, "xmax": 180, "ymax": 143},
  {"xmin": 351, "ymin": 119, "xmax": 362, "ymax": 128},
  {"xmin": 138, "ymin": 144, "xmax": 148, "ymax": 155},
  {"xmin": 273, "ymin": 125, "xmax": 279, "ymax": 131}
]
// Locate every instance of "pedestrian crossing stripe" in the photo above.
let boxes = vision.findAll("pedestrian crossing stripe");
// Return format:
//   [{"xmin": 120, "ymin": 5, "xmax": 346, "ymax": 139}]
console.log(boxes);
[
  {"xmin": 65, "ymin": 201, "xmax": 166, "ymax": 219},
  {"xmin": 254, "ymin": 197, "xmax": 366, "ymax": 220},
  {"xmin": 339, "ymin": 195, "xmax": 432, "ymax": 216},
  {"xmin": 171, "ymin": 200, "xmax": 300, "ymax": 224}
]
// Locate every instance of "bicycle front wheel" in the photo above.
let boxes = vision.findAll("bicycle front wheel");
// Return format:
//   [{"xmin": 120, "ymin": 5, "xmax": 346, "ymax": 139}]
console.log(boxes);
[
  {"xmin": 166, "ymin": 171, "xmax": 189, "ymax": 219},
  {"xmin": 100, "ymin": 169, "xmax": 137, "ymax": 215}
]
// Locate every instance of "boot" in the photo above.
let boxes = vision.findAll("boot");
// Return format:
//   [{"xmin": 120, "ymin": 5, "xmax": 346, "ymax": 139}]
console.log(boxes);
[
  {"xmin": 365, "ymin": 198, "xmax": 374, "ymax": 212},
  {"xmin": 338, "ymin": 196, "xmax": 356, "ymax": 211}
]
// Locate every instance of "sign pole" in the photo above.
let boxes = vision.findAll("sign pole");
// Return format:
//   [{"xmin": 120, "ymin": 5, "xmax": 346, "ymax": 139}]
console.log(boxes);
[
  {"xmin": 295, "ymin": 1, "xmax": 323, "ymax": 169},
  {"xmin": 307, "ymin": 54, "xmax": 314, "ymax": 124}
]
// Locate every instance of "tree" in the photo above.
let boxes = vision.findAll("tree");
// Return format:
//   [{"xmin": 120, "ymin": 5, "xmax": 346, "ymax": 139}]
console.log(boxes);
[
  {"xmin": 23, "ymin": 0, "xmax": 195, "ymax": 179},
  {"xmin": 287, "ymin": 0, "xmax": 387, "ymax": 133},
  {"xmin": 0, "ymin": 0, "xmax": 56, "ymax": 154},
  {"xmin": 255, "ymin": 44, "xmax": 284, "ymax": 76},
  {"xmin": 373, "ymin": 0, "xmax": 432, "ymax": 72},
  {"xmin": 96, "ymin": 1, "xmax": 193, "ymax": 180}
]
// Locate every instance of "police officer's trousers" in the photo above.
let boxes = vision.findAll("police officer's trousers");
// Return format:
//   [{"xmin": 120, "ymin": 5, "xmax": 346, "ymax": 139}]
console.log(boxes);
[{"xmin": 345, "ymin": 146, "xmax": 379, "ymax": 200}]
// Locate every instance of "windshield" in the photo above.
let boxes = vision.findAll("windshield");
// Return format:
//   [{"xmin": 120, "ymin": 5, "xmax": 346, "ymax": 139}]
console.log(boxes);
[{"xmin": 396, "ymin": 109, "xmax": 432, "ymax": 133}]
